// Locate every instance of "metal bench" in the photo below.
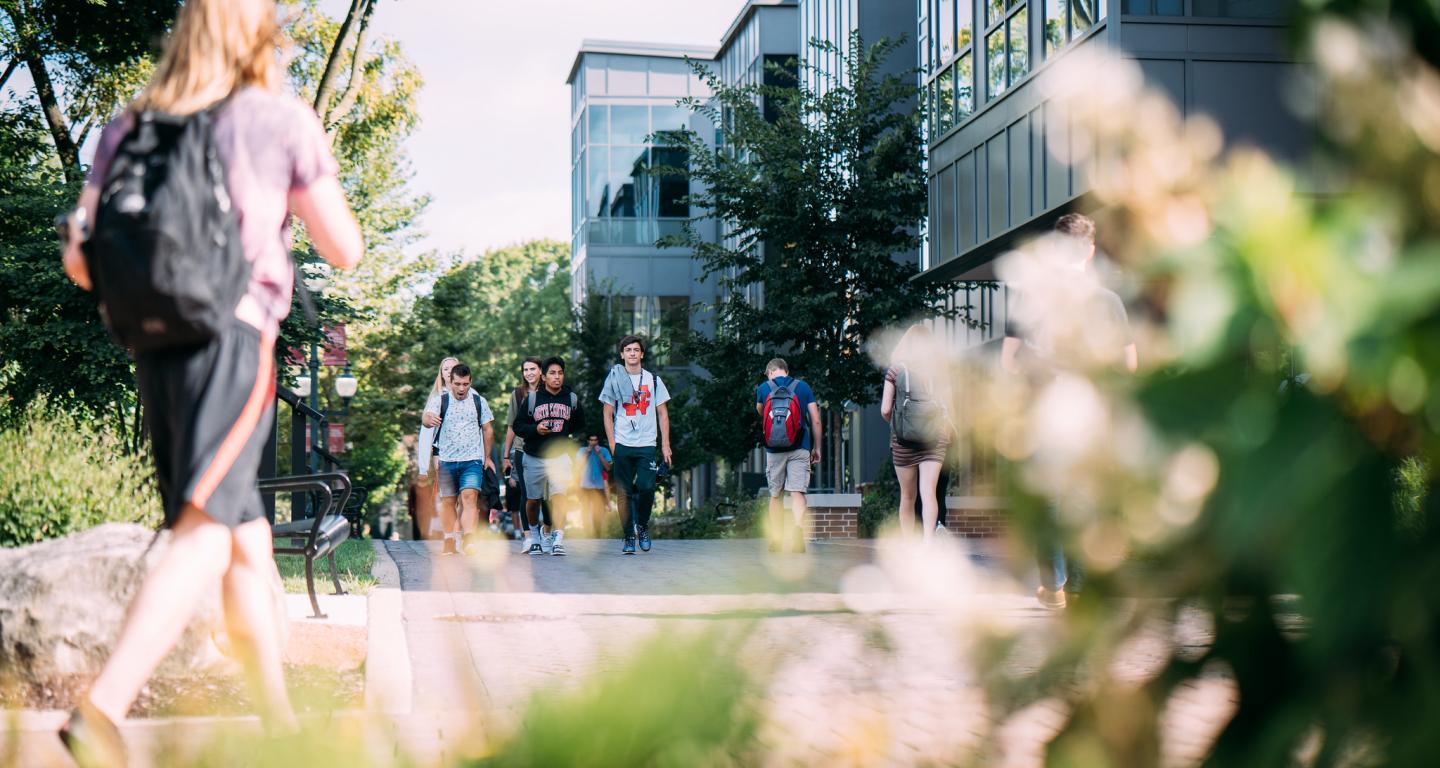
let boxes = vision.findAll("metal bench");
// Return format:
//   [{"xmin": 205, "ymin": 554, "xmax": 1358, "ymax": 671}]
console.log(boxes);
[{"xmin": 259, "ymin": 471, "xmax": 352, "ymax": 618}]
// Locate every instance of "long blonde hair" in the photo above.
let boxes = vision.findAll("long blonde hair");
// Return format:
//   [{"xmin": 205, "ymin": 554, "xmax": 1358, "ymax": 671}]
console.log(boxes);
[
  {"xmin": 431, "ymin": 357, "xmax": 459, "ymax": 397},
  {"xmin": 137, "ymin": 0, "xmax": 282, "ymax": 114}
]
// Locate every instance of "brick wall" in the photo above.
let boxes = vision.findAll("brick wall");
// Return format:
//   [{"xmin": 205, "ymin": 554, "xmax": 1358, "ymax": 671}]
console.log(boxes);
[{"xmin": 798, "ymin": 494, "xmax": 1008, "ymax": 540}]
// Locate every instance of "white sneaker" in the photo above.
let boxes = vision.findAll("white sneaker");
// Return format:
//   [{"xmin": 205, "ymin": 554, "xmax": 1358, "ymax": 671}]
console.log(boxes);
[
  {"xmin": 550, "ymin": 529, "xmax": 567, "ymax": 556},
  {"xmin": 523, "ymin": 534, "xmax": 542, "ymax": 556},
  {"xmin": 935, "ymin": 522, "xmax": 950, "ymax": 537}
]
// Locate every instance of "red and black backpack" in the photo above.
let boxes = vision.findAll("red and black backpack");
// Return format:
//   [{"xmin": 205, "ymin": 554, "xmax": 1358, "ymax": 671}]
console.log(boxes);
[{"xmin": 762, "ymin": 380, "xmax": 805, "ymax": 451}]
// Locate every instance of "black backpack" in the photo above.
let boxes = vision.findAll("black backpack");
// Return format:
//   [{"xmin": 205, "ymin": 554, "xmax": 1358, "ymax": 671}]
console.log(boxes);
[
  {"xmin": 433, "ymin": 392, "xmax": 487, "ymax": 455},
  {"xmin": 83, "ymin": 104, "xmax": 250, "ymax": 352}
]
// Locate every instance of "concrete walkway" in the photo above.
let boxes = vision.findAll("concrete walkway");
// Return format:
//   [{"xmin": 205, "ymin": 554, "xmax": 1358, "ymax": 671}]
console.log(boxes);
[{"xmin": 378, "ymin": 536, "xmax": 1237, "ymax": 766}]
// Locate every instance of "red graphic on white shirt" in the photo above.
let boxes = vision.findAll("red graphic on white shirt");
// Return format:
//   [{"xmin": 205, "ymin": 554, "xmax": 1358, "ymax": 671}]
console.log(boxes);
[{"xmin": 622, "ymin": 385, "xmax": 652, "ymax": 417}]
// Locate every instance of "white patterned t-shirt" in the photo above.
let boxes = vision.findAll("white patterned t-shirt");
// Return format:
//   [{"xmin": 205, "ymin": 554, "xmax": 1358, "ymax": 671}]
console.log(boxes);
[{"xmin": 425, "ymin": 391, "xmax": 494, "ymax": 463}]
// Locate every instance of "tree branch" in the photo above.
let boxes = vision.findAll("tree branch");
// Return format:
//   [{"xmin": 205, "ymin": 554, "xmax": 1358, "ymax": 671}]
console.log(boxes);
[
  {"xmin": 25, "ymin": 55, "xmax": 81, "ymax": 183},
  {"xmin": 325, "ymin": 0, "xmax": 377, "ymax": 140},
  {"xmin": 0, "ymin": 58, "xmax": 18, "ymax": 92},
  {"xmin": 313, "ymin": 0, "xmax": 364, "ymax": 121}
]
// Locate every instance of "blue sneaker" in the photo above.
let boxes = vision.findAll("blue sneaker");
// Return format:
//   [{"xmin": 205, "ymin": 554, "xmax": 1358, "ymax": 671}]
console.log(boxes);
[
  {"xmin": 622, "ymin": 536, "xmax": 637, "ymax": 555},
  {"xmin": 637, "ymin": 525, "xmax": 652, "ymax": 552}
]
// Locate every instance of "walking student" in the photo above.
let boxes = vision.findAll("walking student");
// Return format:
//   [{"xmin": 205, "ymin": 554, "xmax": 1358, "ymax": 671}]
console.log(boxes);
[
  {"xmin": 513, "ymin": 357, "xmax": 585, "ymax": 556},
  {"xmin": 880, "ymin": 324, "xmax": 953, "ymax": 543},
  {"xmin": 503, "ymin": 357, "xmax": 547, "ymax": 547},
  {"xmin": 415, "ymin": 356, "xmax": 458, "ymax": 540},
  {"xmin": 576, "ymin": 434, "xmax": 613, "ymax": 537},
  {"xmin": 755, "ymin": 359, "xmax": 822, "ymax": 553},
  {"xmin": 599, "ymin": 335, "xmax": 673, "ymax": 555},
  {"xmin": 422, "ymin": 363, "xmax": 496, "ymax": 556},
  {"xmin": 56, "ymin": 0, "xmax": 362, "ymax": 760},
  {"xmin": 1001, "ymin": 212, "xmax": 1137, "ymax": 609}
]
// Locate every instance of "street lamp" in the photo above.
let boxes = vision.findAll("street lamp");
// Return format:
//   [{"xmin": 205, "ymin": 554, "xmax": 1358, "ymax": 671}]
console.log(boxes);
[{"xmin": 335, "ymin": 365, "xmax": 358, "ymax": 399}]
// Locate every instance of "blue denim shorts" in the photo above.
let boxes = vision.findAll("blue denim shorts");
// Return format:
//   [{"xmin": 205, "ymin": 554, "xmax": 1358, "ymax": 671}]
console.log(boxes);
[{"xmin": 438, "ymin": 459, "xmax": 485, "ymax": 498}]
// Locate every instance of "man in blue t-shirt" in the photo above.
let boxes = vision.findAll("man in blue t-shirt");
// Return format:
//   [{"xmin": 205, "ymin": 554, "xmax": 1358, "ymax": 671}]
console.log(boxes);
[
  {"xmin": 755, "ymin": 358, "xmax": 822, "ymax": 553},
  {"xmin": 575, "ymin": 434, "xmax": 613, "ymax": 537}
]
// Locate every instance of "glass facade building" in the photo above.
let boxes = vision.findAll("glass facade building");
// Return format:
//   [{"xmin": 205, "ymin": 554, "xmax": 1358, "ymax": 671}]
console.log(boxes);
[{"xmin": 567, "ymin": 41, "xmax": 719, "ymax": 346}]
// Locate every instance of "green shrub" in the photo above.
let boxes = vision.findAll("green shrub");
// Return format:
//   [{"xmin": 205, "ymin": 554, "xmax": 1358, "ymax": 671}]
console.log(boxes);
[
  {"xmin": 0, "ymin": 404, "xmax": 161, "ymax": 546},
  {"xmin": 858, "ymin": 456, "xmax": 898, "ymax": 538},
  {"xmin": 1395, "ymin": 456, "xmax": 1429, "ymax": 538}
]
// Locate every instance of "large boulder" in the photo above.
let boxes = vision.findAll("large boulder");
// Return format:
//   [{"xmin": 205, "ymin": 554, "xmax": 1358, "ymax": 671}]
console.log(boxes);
[{"xmin": 0, "ymin": 523, "xmax": 238, "ymax": 684}]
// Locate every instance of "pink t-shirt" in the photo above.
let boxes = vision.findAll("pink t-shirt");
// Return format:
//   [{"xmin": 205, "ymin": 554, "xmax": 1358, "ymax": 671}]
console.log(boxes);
[{"xmin": 88, "ymin": 88, "xmax": 340, "ymax": 334}]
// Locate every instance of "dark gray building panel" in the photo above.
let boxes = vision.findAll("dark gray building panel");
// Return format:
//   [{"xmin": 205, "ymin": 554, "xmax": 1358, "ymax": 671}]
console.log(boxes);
[{"xmin": 918, "ymin": 0, "xmax": 1307, "ymax": 282}]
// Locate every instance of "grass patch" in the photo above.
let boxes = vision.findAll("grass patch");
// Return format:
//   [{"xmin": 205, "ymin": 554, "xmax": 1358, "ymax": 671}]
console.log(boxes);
[{"xmin": 276, "ymin": 539, "xmax": 378, "ymax": 596}]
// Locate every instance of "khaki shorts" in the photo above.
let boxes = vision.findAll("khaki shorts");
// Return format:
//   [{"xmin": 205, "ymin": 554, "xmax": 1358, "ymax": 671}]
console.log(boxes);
[{"xmin": 765, "ymin": 449, "xmax": 811, "ymax": 496}]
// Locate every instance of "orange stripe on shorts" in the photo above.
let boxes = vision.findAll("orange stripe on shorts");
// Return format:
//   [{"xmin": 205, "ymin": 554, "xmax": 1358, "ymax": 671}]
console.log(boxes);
[{"xmin": 191, "ymin": 330, "xmax": 277, "ymax": 511}]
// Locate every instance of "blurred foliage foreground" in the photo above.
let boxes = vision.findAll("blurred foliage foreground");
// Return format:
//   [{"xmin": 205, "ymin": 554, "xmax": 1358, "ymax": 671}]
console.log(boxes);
[{"xmin": 944, "ymin": 18, "xmax": 1440, "ymax": 766}]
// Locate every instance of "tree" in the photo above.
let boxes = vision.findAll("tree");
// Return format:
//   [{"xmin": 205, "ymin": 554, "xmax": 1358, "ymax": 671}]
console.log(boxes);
[
  {"xmin": 665, "ymin": 34, "xmax": 961, "ymax": 471},
  {"xmin": 0, "ymin": 104, "xmax": 134, "ymax": 439},
  {"xmin": 569, "ymin": 285, "xmax": 630, "ymax": 439},
  {"xmin": 357, "ymin": 241, "xmax": 574, "ymax": 467},
  {"xmin": 0, "ymin": 0, "xmax": 176, "ymax": 181}
]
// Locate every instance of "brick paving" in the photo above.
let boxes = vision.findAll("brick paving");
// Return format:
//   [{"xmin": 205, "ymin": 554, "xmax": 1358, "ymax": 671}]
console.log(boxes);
[{"xmin": 383, "ymin": 536, "xmax": 1238, "ymax": 766}]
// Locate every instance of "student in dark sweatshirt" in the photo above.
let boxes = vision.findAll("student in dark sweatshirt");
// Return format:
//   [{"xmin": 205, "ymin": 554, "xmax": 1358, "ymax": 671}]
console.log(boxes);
[{"xmin": 512, "ymin": 356, "xmax": 585, "ymax": 556}]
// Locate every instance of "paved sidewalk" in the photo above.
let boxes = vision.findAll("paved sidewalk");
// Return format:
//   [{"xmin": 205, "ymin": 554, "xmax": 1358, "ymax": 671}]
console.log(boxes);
[{"xmin": 380, "ymin": 536, "xmax": 1236, "ymax": 766}]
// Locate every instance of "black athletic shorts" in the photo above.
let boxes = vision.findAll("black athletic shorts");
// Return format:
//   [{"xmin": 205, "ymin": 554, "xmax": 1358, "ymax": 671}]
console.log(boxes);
[{"xmin": 136, "ymin": 322, "xmax": 276, "ymax": 529}]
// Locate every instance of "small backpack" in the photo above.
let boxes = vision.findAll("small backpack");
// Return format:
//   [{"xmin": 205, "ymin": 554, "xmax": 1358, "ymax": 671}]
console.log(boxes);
[
  {"xmin": 433, "ymin": 392, "xmax": 487, "ymax": 455},
  {"xmin": 83, "ymin": 104, "xmax": 250, "ymax": 352},
  {"xmin": 892, "ymin": 365, "xmax": 946, "ymax": 446},
  {"xmin": 762, "ymin": 379, "xmax": 805, "ymax": 451}
]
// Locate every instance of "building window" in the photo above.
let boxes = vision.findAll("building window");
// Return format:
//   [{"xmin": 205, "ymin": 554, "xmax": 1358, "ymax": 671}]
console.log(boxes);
[
  {"xmin": 582, "ymin": 103, "xmax": 698, "ymax": 234},
  {"xmin": 984, "ymin": 0, "xmax": 1029, "ymax": 100},
  {"xmin": 1047, "ymin": 0, "xmax": 1099, "ymax": 55},
  {"xmin": 924, "ymin": 0, "xmax": 975, "ymax": 142}
]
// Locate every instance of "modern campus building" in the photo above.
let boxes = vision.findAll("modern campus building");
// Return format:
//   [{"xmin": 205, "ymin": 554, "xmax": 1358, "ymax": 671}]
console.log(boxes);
[
  {"xmin": 913, "ymin": 0, "xmax": 1305, "ymax": 500},
  {"xmin": 566, "ymin": 0, "xmax": 1301, "ymax": 515}
]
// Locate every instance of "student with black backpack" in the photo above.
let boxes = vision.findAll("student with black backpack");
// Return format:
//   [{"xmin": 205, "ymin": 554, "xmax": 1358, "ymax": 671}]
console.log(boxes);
[
  {"xmin": 880, "ymin": 324, "xmax": 953, "ymax": 543},
  {"xmin": 755, "ymin": 359, "xmax": 822, "ymax": 553},
  {"xmin": 599, "ymin": 335, "xmax": 673, "ymax": 555},
  {"xmin": 55, "ymin": 0, "xmax": 361, "ymax": 760},
  {"xmin": 421, "ymin": 363, "xmax": 497, "ymax": 556}
]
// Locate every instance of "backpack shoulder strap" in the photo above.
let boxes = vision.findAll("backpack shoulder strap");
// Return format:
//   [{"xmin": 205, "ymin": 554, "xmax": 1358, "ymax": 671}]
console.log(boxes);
[
  {"xmin": 439, "ymin": 392, "xmax": 450, "ymax": 424},
  {"xmin": 527, "ymin": 390, "xmax": 537, "ymax": 416},
  {"xmin": 474, "ymin": 396, "xmax": 485, "ymax": 431}
]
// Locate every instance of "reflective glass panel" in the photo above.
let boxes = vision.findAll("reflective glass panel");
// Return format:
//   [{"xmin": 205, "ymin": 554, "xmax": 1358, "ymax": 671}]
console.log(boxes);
[
  {"xmin": 1155, "ymin": 0, "xmax": 1183, "ymax": 13},
  {"xmin": 612, "ymin": 148, "xmax": 650, "ymax": 218},
  {"xmin": 587, "ymin": 105, "xmax": 607, "ymax": 145},
  {"xmin": 652, "ymin": 104, "xmax": 690, "ymax": 143},
  {"xmin": 937, "ymin": 64, "xmax": 955, "ymax": 134},
  {"xmin": 956, "ymin": 53, "xmax": 974, "ymax": 118},
  {"xmin": 1071, "ymin": 0, "xmax": 1093, "ymax": 34},
  {"xmin": 587, "ymin": 148, "xmax": 609, "ymax": 218},
  {"xmin": 986, "ymin": 30, "xmax": 1005, "ymax": 98},
  {"xmin": 939, "ymin": 0, "xmax": 955, "ymax": 61},
  {"xmin": 987, "ymin": 0, "xmax": 1005, "ymax": 26},
  {"xmin": 651, "ymin": 147, "xmax": 688, "ymax": 218},
  {"xmin": 1046, "ymin": 0, "xmax": 1066, "ymax": 55},
  {"xmin": 611, "ymin": 105, "xmax": 649, "ymax": 145},
  {"xmin": 957, "ymin": 0, "xmax": 973, "ymax": 49},
  {"xmin": 1009, "ymin": 9, "xmax": 1029, "ymax": 86}
]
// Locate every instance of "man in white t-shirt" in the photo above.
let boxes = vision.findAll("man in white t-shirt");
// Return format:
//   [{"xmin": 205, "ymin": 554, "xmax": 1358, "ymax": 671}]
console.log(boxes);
[
  {"xmin": 599, "ymin": 335, "xmax": 672, "ymax": 555},
  {"xmin": 421, "ymin": 363, "xmax": 495, "ymax": 555}
]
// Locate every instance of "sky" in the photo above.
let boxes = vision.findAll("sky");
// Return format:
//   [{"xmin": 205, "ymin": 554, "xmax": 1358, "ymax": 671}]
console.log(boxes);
[
  {"xmin": 345, "ymin": 0, "xmax": 742, "ymax": 258},
  {"xmin": 2, "ymin": 0, "xmax": 746, "ymax": 258}
]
